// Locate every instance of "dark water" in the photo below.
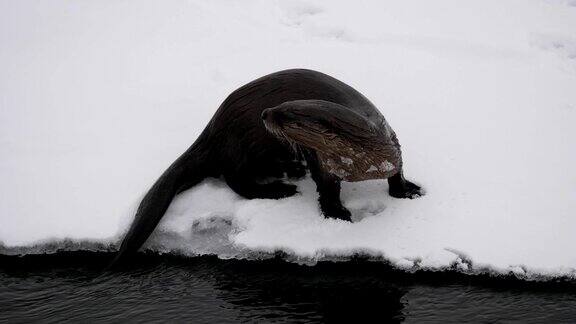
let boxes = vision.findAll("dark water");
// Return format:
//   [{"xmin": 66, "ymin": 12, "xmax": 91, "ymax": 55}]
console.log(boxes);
[{"xmin": 1, "ymin": 253, "xmax": 576, "ymax": 323}]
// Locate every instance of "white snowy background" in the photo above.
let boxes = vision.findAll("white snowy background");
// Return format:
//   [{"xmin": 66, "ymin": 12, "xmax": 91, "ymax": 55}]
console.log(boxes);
[{"xmin": 1, "ymin": 0, "xmax": 575, "ymax": 279}]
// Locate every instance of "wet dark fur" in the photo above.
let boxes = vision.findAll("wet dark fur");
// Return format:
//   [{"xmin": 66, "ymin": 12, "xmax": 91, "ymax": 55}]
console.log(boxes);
[
  {"xmin": 262, "ymin": 99, "xmax": 403, "ymax": 182},
  {"xmin": 110, "ymin": 69, "xmax": 421, "ymax": 268}
]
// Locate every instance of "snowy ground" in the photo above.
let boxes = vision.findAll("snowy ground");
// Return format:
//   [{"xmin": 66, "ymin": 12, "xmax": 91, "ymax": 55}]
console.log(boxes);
[{"xmin": 1, "ymin": 0, "xmax": 576, "ymax": 279}]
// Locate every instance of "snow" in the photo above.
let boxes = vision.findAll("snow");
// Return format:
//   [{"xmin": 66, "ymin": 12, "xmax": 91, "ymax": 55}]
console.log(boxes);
[
  {"xmin": 379, "ymin": 161, "xmax": 395, "ymax": 172},
  {"xmin": 1, "ymin": 0, "xmax": 576, "ymax": 279},
  {"xmin": 340, "ymin": 157, "xmax": 353, "ymax": 166}
]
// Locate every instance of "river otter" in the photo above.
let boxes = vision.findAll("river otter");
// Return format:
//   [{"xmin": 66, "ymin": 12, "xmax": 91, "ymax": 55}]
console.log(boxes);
[{"xmin": 110, "ymin": 69, "xmax": 422, "ymax": 267}]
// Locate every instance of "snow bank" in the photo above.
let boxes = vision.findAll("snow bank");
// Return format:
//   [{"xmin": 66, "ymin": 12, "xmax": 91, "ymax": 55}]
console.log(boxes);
[{"xmin": 1, "ymin": 0, "xmax": 575, "ymax": 279}]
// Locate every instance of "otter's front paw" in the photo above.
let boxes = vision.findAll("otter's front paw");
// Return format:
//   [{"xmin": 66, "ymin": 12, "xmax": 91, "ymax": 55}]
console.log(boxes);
[
  {"xmin": 320, "ymin": 203, "xmax": 352, "ymax": 222},
  {"xmin": 389, "ymin": 180, "xmax": 423, "ymax": 199}
]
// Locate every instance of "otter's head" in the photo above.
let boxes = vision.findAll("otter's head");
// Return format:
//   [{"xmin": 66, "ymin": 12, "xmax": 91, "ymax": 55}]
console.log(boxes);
[
  {"xmin": 262, "ymin": 100, "xmax": 380, "ymax": 151},
  {"xmin": 262, "ymin": 100, "xmax": 402, "ymax": 181}
]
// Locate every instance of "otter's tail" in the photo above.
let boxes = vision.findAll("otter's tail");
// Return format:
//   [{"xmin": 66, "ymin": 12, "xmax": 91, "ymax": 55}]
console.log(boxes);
[{"xmin": 108, "ymin": 149, "xmax": 207, "ymax": 269}]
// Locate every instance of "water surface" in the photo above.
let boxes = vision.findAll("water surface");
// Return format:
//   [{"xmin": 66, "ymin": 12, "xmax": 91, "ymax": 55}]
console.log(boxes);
[{"xmin": 1, "ymin": 253, "xmax": 575, "ymax": 323}]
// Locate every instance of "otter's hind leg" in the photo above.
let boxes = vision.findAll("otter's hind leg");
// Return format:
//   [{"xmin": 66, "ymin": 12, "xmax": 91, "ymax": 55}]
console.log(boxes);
[
  {"xmin": 225, "ymin": 174, "xmax": 297, "ymax": 199},
  {"xmin": 304, "ymin": 150, "xmax": 352, "ymax": 222},
  {"xmin": 388, "ymin": 170, "xmax": 422, "ymax": 199}
]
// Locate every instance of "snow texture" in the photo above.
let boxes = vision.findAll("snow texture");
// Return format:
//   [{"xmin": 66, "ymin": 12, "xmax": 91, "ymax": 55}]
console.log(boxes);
[{"xmin": 1, "ymin": 0, "xmax": 576, "ymax": 280}]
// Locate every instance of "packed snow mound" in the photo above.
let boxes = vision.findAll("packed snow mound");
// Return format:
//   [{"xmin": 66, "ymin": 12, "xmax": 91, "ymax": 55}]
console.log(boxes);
[{"xmin": 1, "ymin": 0, "xmax": 576, "ymax": 280}]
